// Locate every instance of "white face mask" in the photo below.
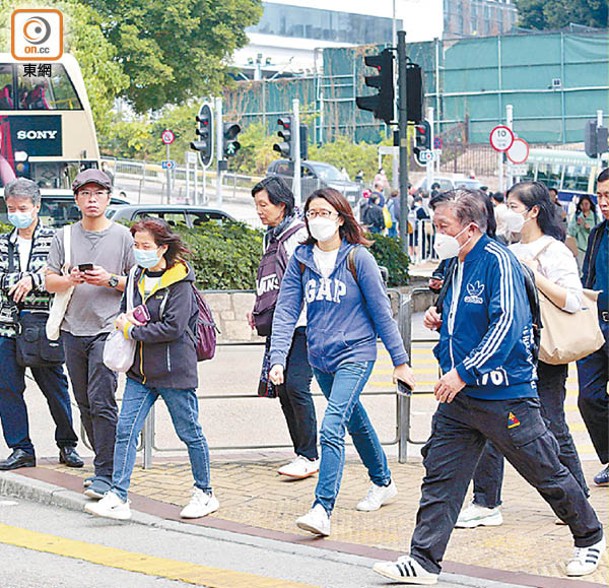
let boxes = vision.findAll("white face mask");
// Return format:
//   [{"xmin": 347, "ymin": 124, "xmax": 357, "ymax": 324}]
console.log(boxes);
[
  {"xmin": 433, "ymin": 225, "xmax": 470, "ymax": 260},
  {"xmin": 504, "ymin": 209, "xmax": 525, "ymax": 233},
  {"xmin": 308, "ymin": 217, "xmax": 339, "ymax": 242}
]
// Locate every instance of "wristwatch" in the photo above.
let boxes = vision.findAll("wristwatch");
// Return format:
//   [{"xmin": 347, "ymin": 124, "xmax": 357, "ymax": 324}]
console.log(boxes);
[{"xmin": 108, "ymin": 274, "xmax": 119, "ymax": 288}]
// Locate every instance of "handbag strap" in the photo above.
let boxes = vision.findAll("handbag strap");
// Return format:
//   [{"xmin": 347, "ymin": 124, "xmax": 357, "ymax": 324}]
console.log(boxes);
[
  {"xmin": 62, "ymin": 225, "xmax": 71, "ymax": 276},
  {"xmin": 126, "ymin": 265, "xmax": 138, "ymax": 312}
]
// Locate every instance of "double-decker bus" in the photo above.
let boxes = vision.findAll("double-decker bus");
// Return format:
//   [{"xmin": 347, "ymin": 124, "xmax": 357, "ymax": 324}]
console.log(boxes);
[{"xmin": 0, "ymin": 52, "xmax": 100, "ymax": 189}]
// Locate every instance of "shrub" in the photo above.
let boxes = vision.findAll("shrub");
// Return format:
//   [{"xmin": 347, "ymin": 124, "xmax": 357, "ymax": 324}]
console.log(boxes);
[
  {"xmin": 366, "ymin": 233, "xmax": 410, "ymax": 287},
  {"xmin": 174, "ymin": 222, "xmax": 263, "ymax": 290}
]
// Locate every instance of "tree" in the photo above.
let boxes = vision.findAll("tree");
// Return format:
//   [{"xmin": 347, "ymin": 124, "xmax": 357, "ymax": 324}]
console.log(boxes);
[
  {"xmin": 516, "ymin": 0, "xmax": 608, "ymax": 30},
  {"xmin": 88, "ymin": 0, "xmax": 263, "ymax": 112}
]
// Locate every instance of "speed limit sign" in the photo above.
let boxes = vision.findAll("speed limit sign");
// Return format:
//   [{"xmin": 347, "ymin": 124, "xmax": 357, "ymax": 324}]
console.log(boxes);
[
  {"xmin": 489, "ymin": 125, "xmax": 514, "ymax": 152},
  {"xmin": 161, "ymin": 129, "xmax": 175, "ymax": 145}
]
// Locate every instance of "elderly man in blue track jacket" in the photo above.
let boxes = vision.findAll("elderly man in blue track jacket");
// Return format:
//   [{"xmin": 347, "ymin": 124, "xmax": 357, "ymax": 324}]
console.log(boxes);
[{"xmin": 373, "ymin": 189, "xmax": 604, "ymax": 585}]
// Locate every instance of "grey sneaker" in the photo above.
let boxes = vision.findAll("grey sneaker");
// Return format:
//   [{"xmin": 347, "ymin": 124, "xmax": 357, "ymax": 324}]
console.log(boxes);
[{"xmin": 455, "ymin": 502, "xmax": 503, "ymax": 528}]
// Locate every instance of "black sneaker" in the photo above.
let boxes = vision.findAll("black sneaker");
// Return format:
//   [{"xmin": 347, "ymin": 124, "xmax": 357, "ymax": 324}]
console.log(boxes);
[{"xmin": 593, "ymin": 465, "xmax": 609, "ymax": 486}]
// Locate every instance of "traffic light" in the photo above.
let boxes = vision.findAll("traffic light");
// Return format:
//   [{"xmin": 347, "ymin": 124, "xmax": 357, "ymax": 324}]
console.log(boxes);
[
  {"xmin": 223, "ymin": 122, "xmax": 241, "ymax": 158},
  {"xmin": 415, "ymin": 120, "xmax": 431, "ymax": 151},
  {"xmin": 190, "ymin": 104, "xmax": 213, "ymax": 167},
  {"xmin": 355, "ymin": 48, "xmax": 394, "ymax": 125},
  {"xmin": 406, "ymin": 63, "xmax": 424, "ymax": 123},
  {"xmin": 273, "ymin": 117, "xmax": 293, "ymax": 159},
  {"xmin": 584, "ymin": 120, "xmax": 609, "ymax": 158}
]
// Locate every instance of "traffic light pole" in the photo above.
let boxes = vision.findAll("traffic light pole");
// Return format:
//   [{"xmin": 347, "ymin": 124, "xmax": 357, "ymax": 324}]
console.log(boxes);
[
  {"xmin": 215, "ymin": 96, "xmax": 223, "ymax": 206},
  {"xmin": 397, "ymin": 31, "xmax": 409, "ymax": 255},
  {"xmin": 292, "ymin": 99, "xmax": 302, "ymax": 207}
]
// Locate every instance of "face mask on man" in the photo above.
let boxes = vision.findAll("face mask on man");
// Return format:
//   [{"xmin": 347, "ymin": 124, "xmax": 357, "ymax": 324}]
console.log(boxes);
[
  {"xmin": 308, "ymin": 217, "xmax": 339, "ymax": 243},
  {"xmin": 8, "ymin": 211, "xmax": 34, "ymax": 230},
  {"xmin": 433, "ymin": 225, "xmax": 472, "ymax": 260},
  {"xmin": 134, "ymin": 248, "xmax": 161, "ymax": 269}
]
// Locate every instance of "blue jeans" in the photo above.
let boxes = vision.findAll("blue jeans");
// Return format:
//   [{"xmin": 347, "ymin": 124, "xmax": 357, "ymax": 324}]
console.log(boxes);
[
  {"xmin": 473, "ymin": 361, "xmax": 589, "ymax": 507},
  {"xmin": 111, "ymin": 378, "xmax": 212, "ymax": 501},
  {"xmin": 576, "ymin": 320, "xmax": 609, "ymax": 464},
  {"xmin": 313, "ymin": 361, "xmax": 391, "ymax": 513},
  {"xmin": 0, "ymin": 336, "xmax": 77, "ymax": 454}
]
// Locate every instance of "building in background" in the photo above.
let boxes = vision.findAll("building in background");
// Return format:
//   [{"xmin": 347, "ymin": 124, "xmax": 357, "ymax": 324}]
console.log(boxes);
[
  {"xmin": 444, "ymin": 0, "xmax": 518, "ymax": 39},
  {"xmin": 233, "ymin": 0, "xmax": 443, "ymax": 79}
]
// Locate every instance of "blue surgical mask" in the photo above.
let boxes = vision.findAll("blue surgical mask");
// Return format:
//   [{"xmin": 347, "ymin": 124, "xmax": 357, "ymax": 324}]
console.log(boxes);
[
  {"xmin": 8, "ymin": 211, "xmax": 34, "ymax": 229},
  {"xmin": 134, "ymin": 248, "xmax": 161, "ymax": 269}
]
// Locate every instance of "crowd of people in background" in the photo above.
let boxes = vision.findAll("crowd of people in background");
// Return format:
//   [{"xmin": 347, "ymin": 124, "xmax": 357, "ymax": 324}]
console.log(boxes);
[{"xmin": 0, "ymin": 164, "xmax": 607, "ymax": 585}]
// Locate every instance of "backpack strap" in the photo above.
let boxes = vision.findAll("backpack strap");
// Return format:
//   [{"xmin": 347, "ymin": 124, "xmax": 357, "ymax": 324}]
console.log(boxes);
[{"xmin": 299, "ymin": 246, "xmax": 359, "ymax": 284}]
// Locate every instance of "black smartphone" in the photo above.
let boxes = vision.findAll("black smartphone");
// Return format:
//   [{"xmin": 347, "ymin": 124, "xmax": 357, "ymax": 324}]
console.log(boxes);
[
  {"xmin": 397, "ymin": 379, "xmax": 413, "ymax": 396},
  {"xmin": 78, "ymin": 263, "xmax": 94, "ymax": 272}
]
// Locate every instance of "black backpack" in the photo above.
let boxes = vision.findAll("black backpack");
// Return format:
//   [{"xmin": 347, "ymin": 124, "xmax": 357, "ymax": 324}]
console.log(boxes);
[{"xmin": 252, "ymin": 223, "xmax": 304, "ymax": 337}]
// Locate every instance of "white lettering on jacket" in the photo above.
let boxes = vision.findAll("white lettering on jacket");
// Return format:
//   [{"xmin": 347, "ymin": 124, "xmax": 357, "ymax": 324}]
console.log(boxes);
[{"xmin": 305, "ymin": 278, "xmax": 347, "ymax": 304}]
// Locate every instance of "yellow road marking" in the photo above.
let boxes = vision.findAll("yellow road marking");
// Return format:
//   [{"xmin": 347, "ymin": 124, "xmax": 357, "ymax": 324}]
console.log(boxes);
[{"xmin": 0, "ymin": 523, "xmax": 317, "ymax": 588}]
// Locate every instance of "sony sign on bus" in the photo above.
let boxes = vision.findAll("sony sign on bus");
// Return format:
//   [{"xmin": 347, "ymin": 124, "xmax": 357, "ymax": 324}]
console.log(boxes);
[{"xmin": 11, "ymin": 9, "xmax": 64, "ymax": 61}]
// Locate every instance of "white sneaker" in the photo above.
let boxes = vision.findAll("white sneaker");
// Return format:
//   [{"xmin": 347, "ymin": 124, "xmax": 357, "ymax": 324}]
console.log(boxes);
[
  {"xmin": 455, "ymin": 502, "xmax": 503, "ymax": 528},
  {"xmin": 566, "ymin": 536, "xmax": 606, "ymax": 576},
  {"xmin": 356, "ymin": 480, "xmax": 398, "ymax": 511},
  {"xmin": 296, "ymin": 504, "xmax": 331, "ymax": 536},
  {"xmin": 84, "ymin": 491, "xmax": 131, "ymax": 521},
  {"xmin": 277, "ymin": 456, "xmax": 320, "ymax": 479},
  {"xmin": 180, "ymin": 489, "xmax": 219, "ymax": 519},
  {"xmin": 373, "ymin": 555, "xmax": 439, "ymax": 585}
]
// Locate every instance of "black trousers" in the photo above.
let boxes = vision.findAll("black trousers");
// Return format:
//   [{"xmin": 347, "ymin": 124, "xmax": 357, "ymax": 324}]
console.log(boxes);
[
  {"xmin": 410, "ymin": 393, "xmax": 603, "ymax": 574},
  {"xmin": 279, "ymin": 327, "xmax": 318, "ymax": 460}
]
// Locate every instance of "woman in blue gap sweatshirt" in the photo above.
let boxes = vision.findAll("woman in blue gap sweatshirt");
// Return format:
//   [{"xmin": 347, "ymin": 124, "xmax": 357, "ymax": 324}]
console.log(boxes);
[{"xmin": 269, "ymin": 188, "xmax": 415, "ymax": 537}]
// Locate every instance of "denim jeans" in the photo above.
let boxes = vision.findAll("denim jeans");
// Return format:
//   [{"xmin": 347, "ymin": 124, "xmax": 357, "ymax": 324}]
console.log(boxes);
[
  {"xmin": 111, "ymin": 378, "xmax": 212, "ymax": 501},
  {"xmin": 576, "ymin": 320, "xmax": 609, "ymax": 464},
  {"xmin": 410, "ymin": 394, "xmax": 603, "ymax": 575},
  {"xmin": 63, "ymin": 332, "xmax": 118, "ymax": 478},
  {"xmin": 0, "ymin": 336, "xmax": 77, "ymax": 454},
  {"xmin": 280, "ymin": 327, "xmax": 317, "ymax": 460},
  {"xmin": 313, "ymin": 361, "xmax": 391, "ymax": 513},
  {"xmin": 473, "ymin": 361, "xmax": 589, "ymax": 507}
]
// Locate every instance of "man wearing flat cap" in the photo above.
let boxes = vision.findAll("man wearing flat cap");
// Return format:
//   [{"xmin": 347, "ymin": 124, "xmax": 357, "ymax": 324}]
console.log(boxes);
[{"xmin": 46, "ymin": 169, "xmax": 134, "ymax": 500}]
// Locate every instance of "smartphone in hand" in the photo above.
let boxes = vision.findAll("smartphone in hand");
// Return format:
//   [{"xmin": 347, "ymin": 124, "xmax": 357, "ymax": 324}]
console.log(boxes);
[
  {"xmin": 132, "ymin": 304, "xmax": 151, "ymax": 324},
  {"xmin": 397, "ymin": 379, "xmax": 413, "ymax": 397},
  {"xmin": 78, "ymin": 263, "xmax": 94, "ymax": 272}
]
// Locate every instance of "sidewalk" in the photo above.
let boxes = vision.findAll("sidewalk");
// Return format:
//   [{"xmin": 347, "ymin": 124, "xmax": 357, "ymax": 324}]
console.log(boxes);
[{"xmin": 7, "ymin": 451, "xmax": 608, "ymax": 588}]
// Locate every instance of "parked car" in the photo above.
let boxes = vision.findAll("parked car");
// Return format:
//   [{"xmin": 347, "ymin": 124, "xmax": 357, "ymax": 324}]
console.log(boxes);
[
  {"xmin": 0, "ymin": 188, "xmax": 129, "ymax": 228},
  {"xmin": 105, "ymin": 204, "xmax": 236, "ymax": 228},
  {"xmin": 416, "ymin": 175, "xmax": 482, "ymax": 193},
  {"xmin": 267, "ymin": 159, "xmax": 362, "ymax": 204}
]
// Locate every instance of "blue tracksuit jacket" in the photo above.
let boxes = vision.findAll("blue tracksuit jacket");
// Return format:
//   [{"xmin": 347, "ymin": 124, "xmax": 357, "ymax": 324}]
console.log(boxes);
[
  {"xmin": 435, "ymin": 234, "xmax": 537, "ymax": 400},
  {"xmin": 270, "ymin": 240, "xmax": 409, "ymax": 373}
]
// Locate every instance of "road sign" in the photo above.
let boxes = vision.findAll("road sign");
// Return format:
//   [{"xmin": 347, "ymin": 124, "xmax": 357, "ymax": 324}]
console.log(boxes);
[
  {"xmin": 507, "ymin": 164, "xmax": 528, "ymax": 176},
  {"xmin": 433, "ymin": 137, "xmax": 443, "ymax": 150},
  {"xmin": 489, "ymin": 125, "xmax": 514, "ymax": 152},
  {"xmin": 161, "ymin": 160, "xmax": 175, "ymax": 170},
  {"xmin": 161, "ymin": 129, "xmax": 175, "ymax": 145},
  {"xmin": 186, "ymin": 152, "xmax": 197, "ymax": 164},
  {"xmin": 506, "ymin": 137, "xmax": 530, "ymax": 164}
]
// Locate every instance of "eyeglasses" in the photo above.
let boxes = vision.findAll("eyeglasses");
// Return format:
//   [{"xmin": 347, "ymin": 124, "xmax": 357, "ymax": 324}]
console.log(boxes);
[
  {"xmin": 78, "ymin": 190, "xmax": 109, "ymax": 200},
  {"xmin": 305, "ymin": 209, "xmax": 338, "ymax": 219}
]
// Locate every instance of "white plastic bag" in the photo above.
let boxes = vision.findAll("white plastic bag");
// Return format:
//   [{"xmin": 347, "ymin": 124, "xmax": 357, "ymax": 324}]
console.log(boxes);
[
  {"xmin": 103, "ymin": 329, "xmax": 136, "ymax": 373},
  {"xmin": 103, "ymin": 265, "xmax": 138, "ymax": 373}
]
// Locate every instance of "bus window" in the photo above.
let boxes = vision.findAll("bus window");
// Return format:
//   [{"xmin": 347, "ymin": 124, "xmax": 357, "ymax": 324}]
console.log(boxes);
[
  {"xmin": 0, "ymin": 65, "xmax": 13, "ymax": 109},
  {"xmin": 563, "ymin": 165, "xmax": 591, "ymax": 192},
  {"xmin": 17, "ymin": 64, "xmax": 82, "ymax": 110},
  {"xmin": 536, "ymin": 163, "xmax": 561, "ymax": 186}
]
